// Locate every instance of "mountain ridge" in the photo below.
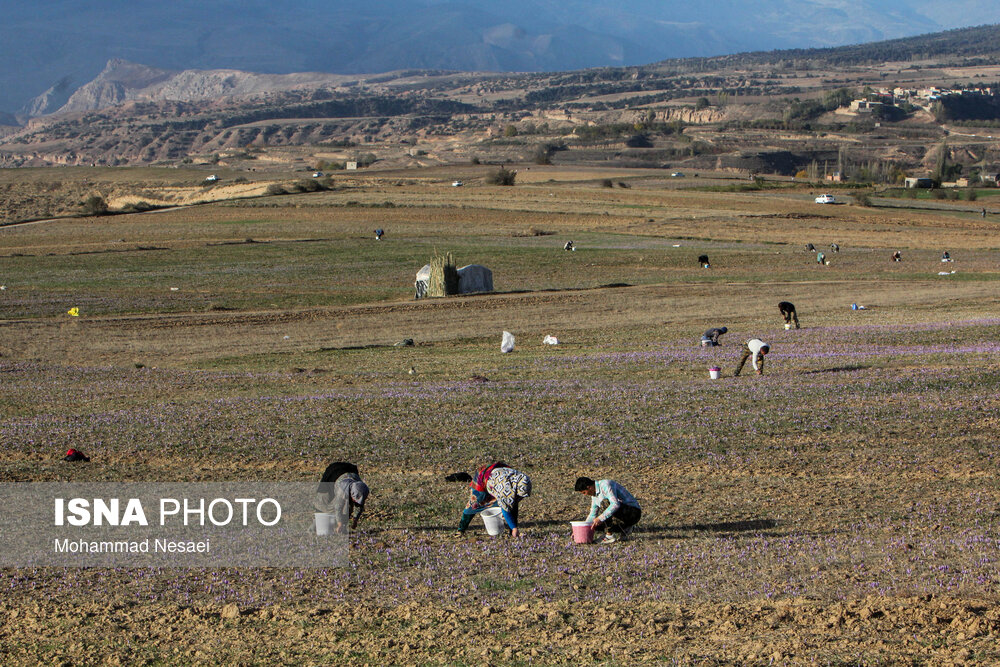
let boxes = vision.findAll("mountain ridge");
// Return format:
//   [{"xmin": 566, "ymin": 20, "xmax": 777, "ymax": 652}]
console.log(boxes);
[{"xmin": 4, "ymin": 1, "xmax": 1000, "ymax": 115}]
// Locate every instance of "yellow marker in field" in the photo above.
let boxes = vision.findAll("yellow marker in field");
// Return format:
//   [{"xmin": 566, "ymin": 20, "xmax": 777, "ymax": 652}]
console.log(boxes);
[{"xmin": 67, "ymin": 307, "xmax": 80, "ymax": 317}]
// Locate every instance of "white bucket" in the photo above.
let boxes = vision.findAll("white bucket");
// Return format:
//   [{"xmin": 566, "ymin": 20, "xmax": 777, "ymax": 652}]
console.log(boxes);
[
  {"xmin": 709, "ymin": 367, "xmax": 720, "ymax": 380},
  {"xmin": 314, "ymin": 513, "xmax": 334, "ymax": 536},
  {"xmin": 701, "ymin": 339, "xmax": 710, "ymax": 347},
  {"xmin": 785, "ymin": 323, "xmax": 791, "ymax": 330},
  {"xmin": 480, "ymin": 507, "xmax": 505, "ymax": 536}
]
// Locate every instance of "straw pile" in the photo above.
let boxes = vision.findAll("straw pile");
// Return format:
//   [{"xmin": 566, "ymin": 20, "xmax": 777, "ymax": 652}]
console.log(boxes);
[{"xmin": 427, "ymin": 252, "xmax": 459, "ymax": 297}]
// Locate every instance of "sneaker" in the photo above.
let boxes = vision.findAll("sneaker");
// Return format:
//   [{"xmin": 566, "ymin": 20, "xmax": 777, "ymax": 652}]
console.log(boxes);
[{"xmin": 600, "ymin": 533, "xmax": 618, "ymax": 544}]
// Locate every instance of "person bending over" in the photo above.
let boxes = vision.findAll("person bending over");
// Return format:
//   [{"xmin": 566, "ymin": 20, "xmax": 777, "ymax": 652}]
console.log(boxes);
[
  {"xmin": 314, "ymin": 461, "xmax": 369, "ymax": 533},
  {"xmin": 778, "ymin": 301, "xmax": 800, "ymax": 329},
  {"xmin": 701, "ymin": 326, "xmax": 728, "ymax": 347},
  {"xmin": 456, "ymin": 461, "xmax": 507, "ymax": 534},
  {"xmin": 734, "ymin": 339, "xmax": 770, "ymax": 377},
  {"xmin": 575, "ymin": 477, "xmax": 642, "ymax": 544},
  {"xmin": 485, "ymin": 465, "xmax": 532, "ymax": 538}
]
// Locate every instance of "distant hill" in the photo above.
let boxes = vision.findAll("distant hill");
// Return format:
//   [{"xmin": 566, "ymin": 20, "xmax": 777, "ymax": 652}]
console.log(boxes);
[
  {"xmin": 664, "ymin": 23, "xmax": 1000, "ymax": 70},
  {"xmin": 4, "ymin": 1, "xmax": 1000, "ymax": 115},
  {"xmin": 26, "ymin": 60, "xmax": 367, "ymax": 117},
  {"xmin": 24, "ymin": 23, "xmax": 1000, "ymax": 119}
]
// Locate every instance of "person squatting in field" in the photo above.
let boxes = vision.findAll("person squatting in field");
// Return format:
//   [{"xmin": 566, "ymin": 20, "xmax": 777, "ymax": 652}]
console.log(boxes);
[
  {"xmin": 485, "ymin": 465, "xmax": 532, "ymax": 538},
  {"xmin": 575, "ymin": 477, "xmax": 642, "ymax": 544},
  {"xmin": 734, "ymin": 338, "xmax": 770, "ymax": 377},
  {"xmin": 701, "ymin": 326, "xmax": 728, "ymax": 346},
  {"xmin": 314, "ymin": 461, "xmax": 369, "ymax": 533},
  {"xmin": 456, "ymin": 461, "xmax": 506, "ymax": 533},
  {"xmin": 778, "ymin": 301, "xmax": 800, "ymax": 329}
]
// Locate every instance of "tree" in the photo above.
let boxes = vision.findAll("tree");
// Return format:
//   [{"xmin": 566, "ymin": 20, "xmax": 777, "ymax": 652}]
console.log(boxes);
[{"xmin": 932, "ymin": 141, "xmax": 948, "ymax": 184}]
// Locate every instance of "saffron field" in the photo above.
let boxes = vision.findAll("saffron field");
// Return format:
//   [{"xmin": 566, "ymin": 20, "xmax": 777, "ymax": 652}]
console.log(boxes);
[{"xmin": 2, "ymin": 172, "xmax": 1000, "ymax": 663}]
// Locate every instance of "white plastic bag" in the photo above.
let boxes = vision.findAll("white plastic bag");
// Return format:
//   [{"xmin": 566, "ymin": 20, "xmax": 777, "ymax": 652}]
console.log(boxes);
[
  {"xmin": 501, "ymin": 331, "xmax": 515, "ymax": 353},
  {"xmin": 542, "ymin": 335, "xmax": 559, "ymax": 345}
]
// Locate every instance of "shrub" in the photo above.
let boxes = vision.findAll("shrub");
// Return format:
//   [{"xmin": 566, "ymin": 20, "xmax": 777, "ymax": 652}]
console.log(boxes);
[
  {"xmin": 123, "ymin": 201, "xmax": 156, "ymax": 213},
  {"xmin": 81, "ymin": 195, "xmax": 108, "ymax": 216},
  {"xmin": 625, "ymin": 134, "xmax": 653, "ymax": 148},
  {"xmin": 967, "ymin": 189, "xmax": 978, "ymax": 201},
  {"xmin": 601, "ymin": 179, "xmax": 614, "ymax": 188},
  {"xmin": 487, "ymin": 167, "xmax": 517, "ymax": 186},
  {"xmin": 293, "ymin": 179, "xmax": 321, "ymax": 193},
  {"xmin": 533, "ymin": 146, "xmax": 552, "ymax": 165},
  {"xmin": 265, "ymin": 184, "xmax": 287, "ymax": 196}
]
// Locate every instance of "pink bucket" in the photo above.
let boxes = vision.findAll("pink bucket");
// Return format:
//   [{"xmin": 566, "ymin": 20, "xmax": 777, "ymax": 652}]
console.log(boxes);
[
  {"xmin": 709, "ymin": 366, "xmax": 721, "ymax": 380},
  {"xmin": 571, "ymin": 521, "xmax": 594, "ymax": 544}
]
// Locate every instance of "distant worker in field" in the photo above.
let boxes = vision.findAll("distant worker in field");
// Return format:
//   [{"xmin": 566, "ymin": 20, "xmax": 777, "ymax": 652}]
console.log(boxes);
[
  {"xmin": 374, "ymin": 228, "xmax": 384, "ymax": 241},
  {"xmin": 575, "ymin": 476, "xmax": 642, "ymax": 544},
  {"xmin": 983, "ymin": 208, "xmax": 987, "ymax": 218},
  {"xmin": 314, "ymin": 461, "xmax": 369, "ymax": 533},
  {"xmin": 830, "ymin": 243, "xmax": 840, "ymax": 253},
  {"xmin": 701, "ymin": 326, "xmax": 728, "ymax": 347},
  {"xmin": 816, "ymin": 251, "xmax": 826, "ymax": 265},
  {"xmin": 892, "ymin": 250, "xmax": 902, "ymax": 262},
  {"xmin": 734, "ymin": 338, "xmax": 770, "ymax": 377},
  {"xmin": 941, "ymin": 251, "xmax": 951, "ymax": 262},
  {"xmin": 564, "ymin": 240, "xmax": 575, "ymax": 251},
  {"xmin": 805, "ymin": 243, "xmax": 815, "ymax": 252},
  {"xmin": 778, "ymin": 301, "xmax": 800, "ymax": 329},
  {"xmin": 698, "ymin": 254, "xmax": 710, "ymax": 268}
]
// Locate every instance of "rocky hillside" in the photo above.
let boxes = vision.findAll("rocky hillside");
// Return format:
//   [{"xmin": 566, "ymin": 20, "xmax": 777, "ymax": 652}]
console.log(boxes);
[{"xmin": 27, "ymin": 60, "xmax": 370, "ymax": 117}]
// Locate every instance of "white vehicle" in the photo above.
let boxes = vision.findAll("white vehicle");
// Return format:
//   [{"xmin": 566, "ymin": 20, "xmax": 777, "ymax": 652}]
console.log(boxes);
[
  {"xmin": 312, "ymin": 171, "xmax": 324, "ymax": 178},
  {"xmin": 671, "ymin": 172, "xmax": 685, "ymax": 177},
  {"xmin": 814, "ymin": 194, "xmax": 836, "ymax": 204},
  {"xmin": 452, "ymin": 180, "xmax": 464, "ymax": 187},
  {"xmin": 204, "ymin": 174, "xmax": 218, "ymax": 182}
]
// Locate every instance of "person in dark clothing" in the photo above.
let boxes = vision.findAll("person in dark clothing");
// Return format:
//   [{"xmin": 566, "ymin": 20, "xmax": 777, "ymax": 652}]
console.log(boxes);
[
  {"xmin": 778, "ymin": 301, "xmax": 800, "ymax": 329},
  {"xmin": 701, "ymin": 326, "xmax": 728, "ymax": 347},
  {"xmin": 698, "ymin": 254, "xmax": 710, "ymax": 268},
  {"xmin": 314, "ymin": 461, "xmax": 368, "ymax": 532},
  {"xmin": 892, "ymin": 251, "xmax": 902, "ymax": 262},
  {"xmin": 317, "ymin": 462, "xmax": 359, "ymax": 505},
  {"xmin": 805, "ymin": 243, "xmax": 815, "ymax": 252},
  {"xmin": 830, "ymin": 243, "xmax": 840, "ymax": 253}
]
